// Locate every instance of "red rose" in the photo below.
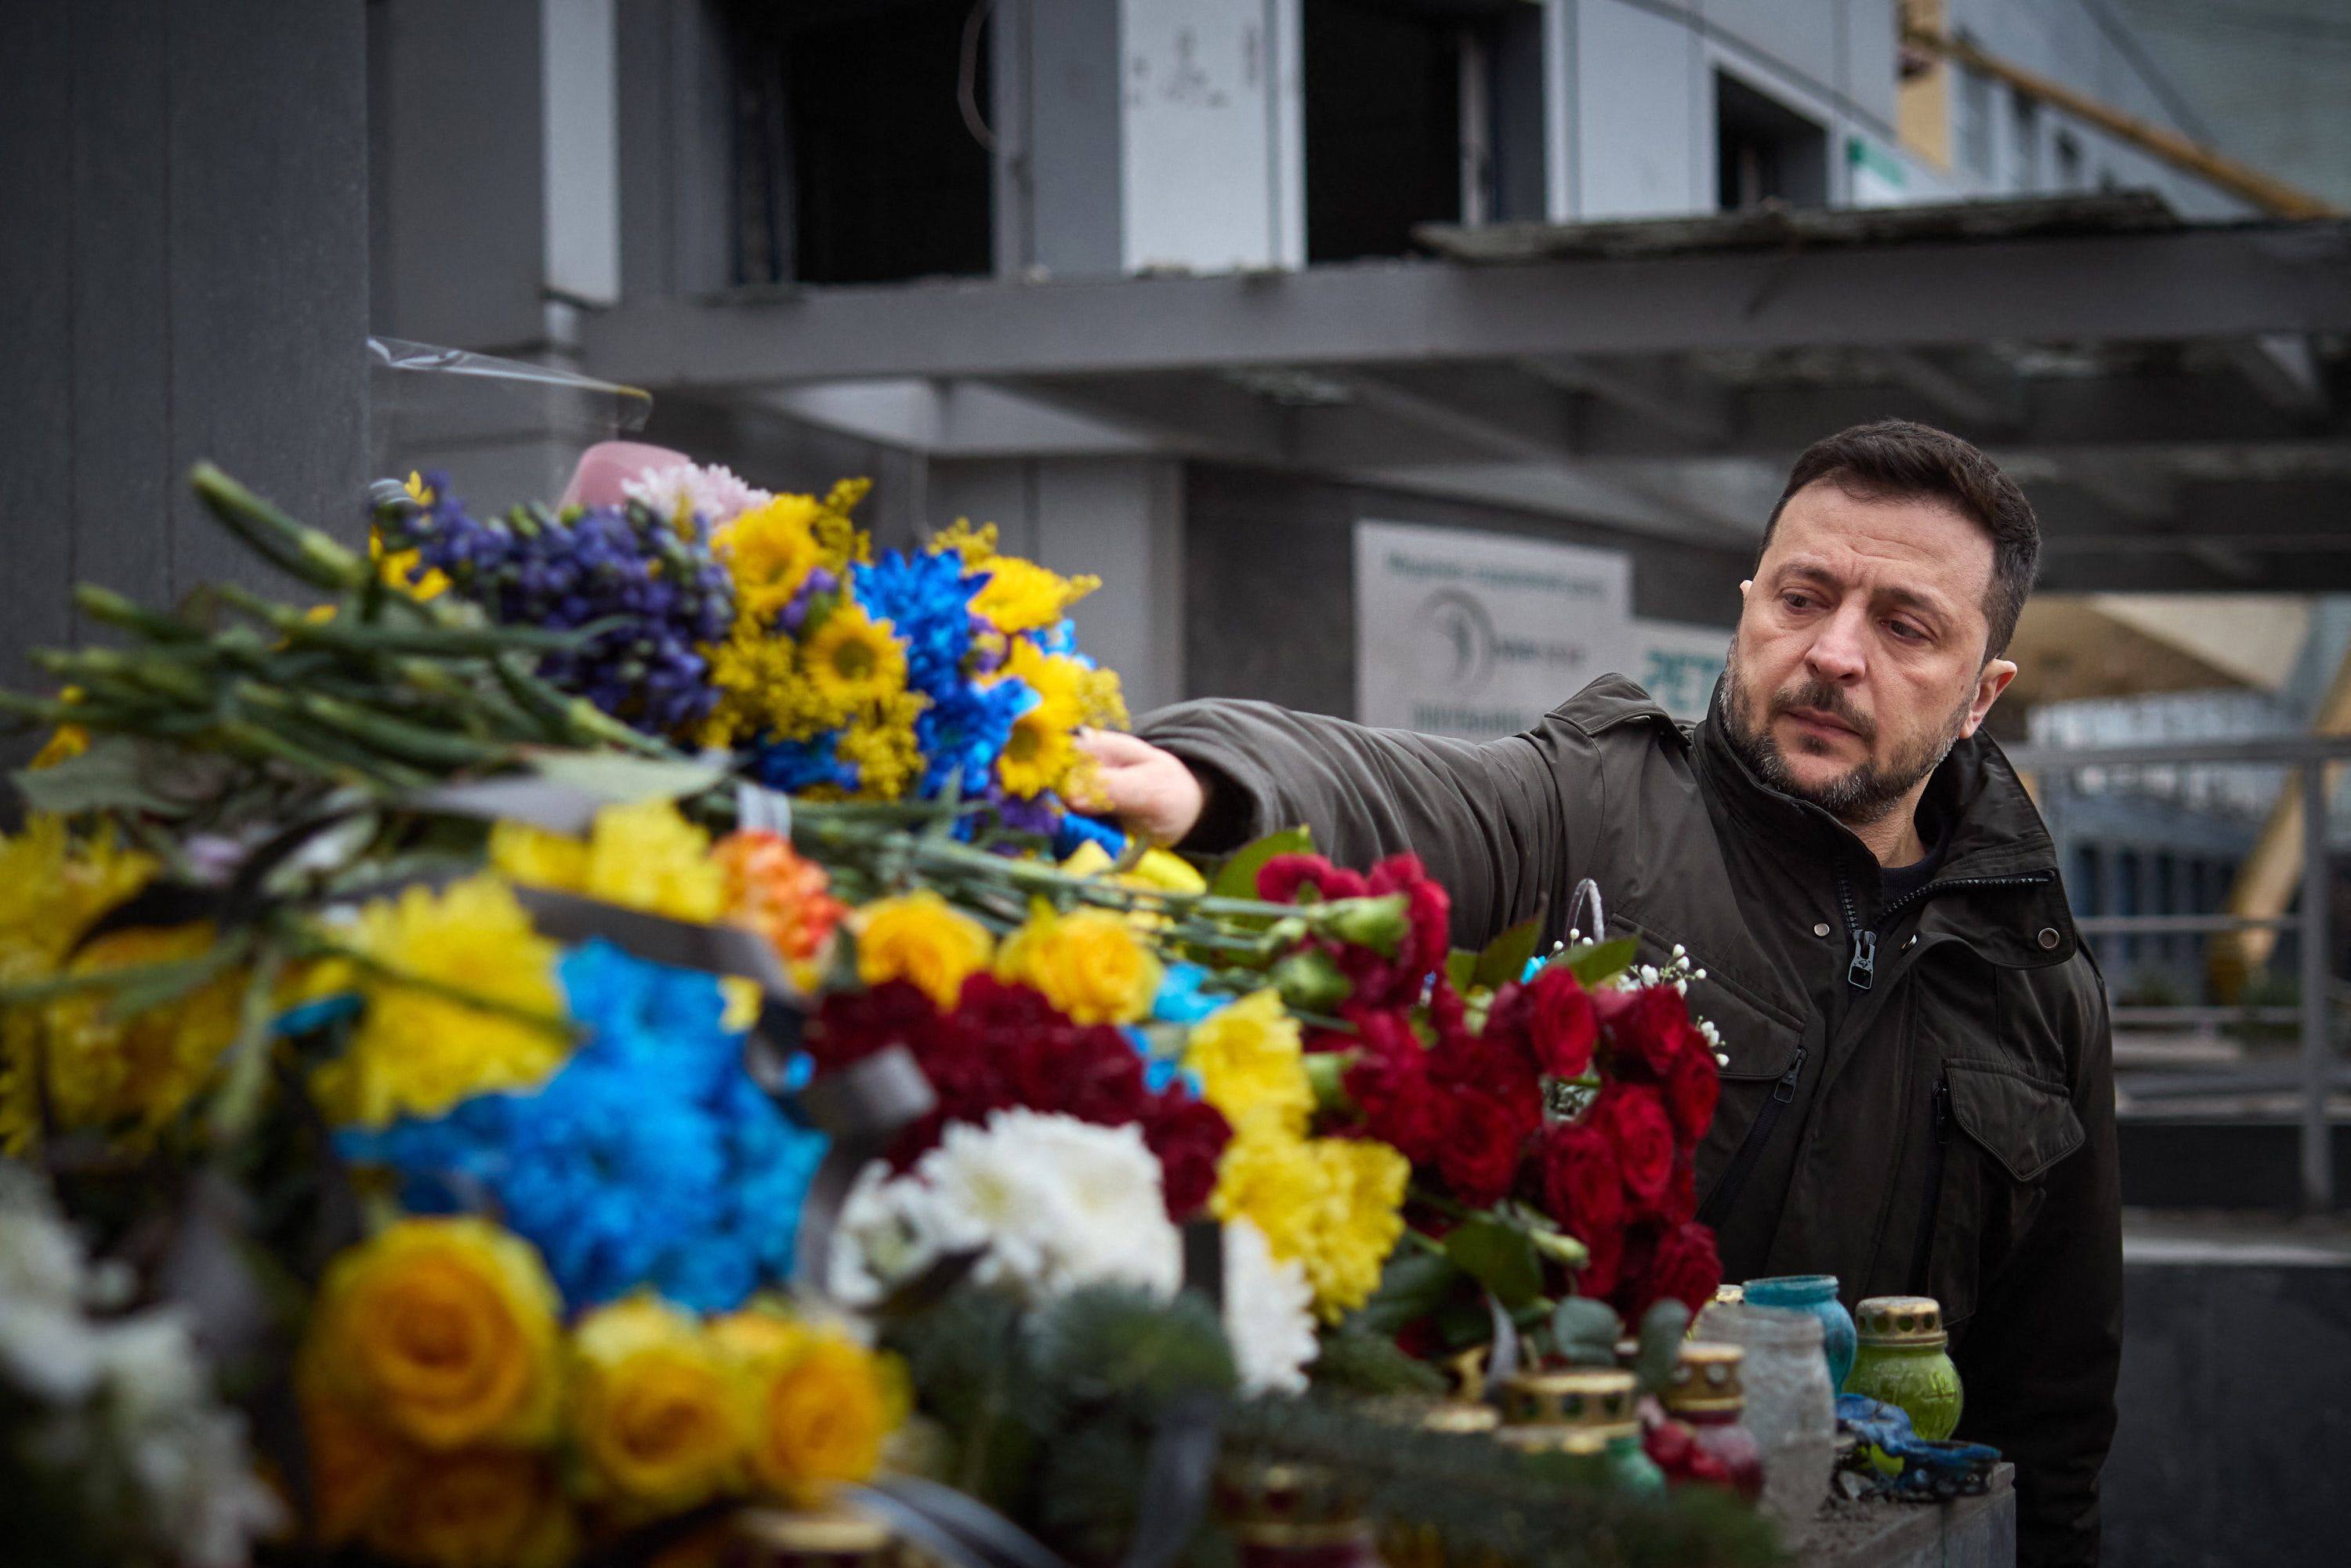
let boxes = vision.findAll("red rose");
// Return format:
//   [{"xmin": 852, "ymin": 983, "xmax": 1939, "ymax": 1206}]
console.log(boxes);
[
  {"xmin": 1523, "ymin": 964, "xmax": 1599, "ymax": 1079},
  {"xmin": 1140, "ymin": 1094, "xmax": 1231, "ymax": 1219},
  {"xmin": 1639, "ymin": 1220, "xmax": 1722, "ymax": 1319},
  {"xmin": 1576, "ymin": 1221, "xmax": 1626, "ymax": 1302},
  {"xmin": 1258, "ymin": 853, "xmax": 1367, "ymax": 904},
  {"xmin": 1538, "ymin": 1121, "xmax": 1626, "ymax": 1241},
  {"xmin": 1436, "ymin": 1087, "xmax": 1540, "ymax": 1208},
  {"xmin": 1342, "ymin": 1013, "xmax": 1450, "ymax": 1164},
  {"xmin": 1658, "ymin": 1152, "xmax": 1698, "ymax": 1226},
  {"xmin": 1663, "ymin": 1030, "xmax": 1722, "ymax": 1145},
  {"xmin": 1603, "ymin": 984, "xmax": 1697, "ymax": 1081},
  {"xmin": 1594, "ymin": 1085, "xmax": 1676, "ymax": 1210}
]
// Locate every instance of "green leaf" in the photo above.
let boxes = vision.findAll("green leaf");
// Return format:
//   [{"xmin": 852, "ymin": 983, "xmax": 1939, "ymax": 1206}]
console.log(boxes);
[
  {"xmin": 10, "ymin": 737, "xmax": 181, "ymax": 817},
  {"xmin": 1550, "ymin": 1295, "xmax": 1623, "ymax": 1367},
  {"xmin": 1564, "ymin": 936, "xmax": 1640, "ymax": 988},
  {"xmin": 1210, "ymin": 825, "xmax": 1314, "ymax": 901},
  {"xmin": 1634, "ymin": 1298, "xmax": 1691, "ymax": 1396},
  {"xmin": 1442, "ymin": 1216, "xmax": 1544, "ymax": 1309},
  {"xmin": 105, "ymin": 932, "xmax": 255, "ymax": 1019},
  {"xmin": 1472, "ymin": 915, "xmax": 1544, "ymax": 991},
  {"xmin": 1348, "ymin": 1247, "xmax": 1464, "ymax": 1336},
  {"xmin": 1444, "ymin": 947, "xmax": 1476, "ymax": 993},
  {"xmin": 521, "ymin": 747, "xmax": 726, "ymax": 805}
]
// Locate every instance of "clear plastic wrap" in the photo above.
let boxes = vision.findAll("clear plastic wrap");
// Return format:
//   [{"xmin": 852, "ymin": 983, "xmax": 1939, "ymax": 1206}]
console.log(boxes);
[{"xmin": 368, "ymin": 337, "xmax": 653, "ymax": 512}]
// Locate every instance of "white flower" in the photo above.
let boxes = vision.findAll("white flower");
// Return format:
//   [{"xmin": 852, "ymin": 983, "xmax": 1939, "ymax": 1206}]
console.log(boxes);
[
  {"xmin": 1220, "ymin": 1219, "xmax": 1317, "ymax": 1395},
  {"xmin": 621, "ymin": 460, "xmax": 772, "ymax": 527},
  {"xmin": 831, "ymin": 1110, "xmax": 1180, "ymax": 1303}
]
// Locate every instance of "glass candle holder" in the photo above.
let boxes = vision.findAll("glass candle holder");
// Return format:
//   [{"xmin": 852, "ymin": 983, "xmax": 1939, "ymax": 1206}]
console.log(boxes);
[
  {"xmin": 1742, "ymin": 1274, "xmax": 1857, "ymax": 1392},
  {"xmin": 1693, "ymin": 1302, "xmax": 1836, "ymax": 1528}
]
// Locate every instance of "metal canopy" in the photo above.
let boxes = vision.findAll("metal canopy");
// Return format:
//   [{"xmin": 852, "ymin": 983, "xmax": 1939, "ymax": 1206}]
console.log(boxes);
[{"xmin": 579, "ymin": 195, "xmax": 2351, "ymax": 588}]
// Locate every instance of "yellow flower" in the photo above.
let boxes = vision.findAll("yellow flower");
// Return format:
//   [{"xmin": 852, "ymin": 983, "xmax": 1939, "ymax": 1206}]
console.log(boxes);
[
  {"xmin": 571, "ymin": 1295, "xmax": 747, "ymax": 1512},
  {"xmin": 802, "ymin": 603, "xmax": 908, "ymax": 714},
  {"xmin": 993, "ymin": 641, "xmax": 1086, "ymax": 798},
  {"xmin": 701, "ymin": 622, "xmax": 839, "ymax": 750},
  {"xmin": 302, "ymin": 1392, "xmax": 414, "ymax": 1548},
  {"xmin": 308, "ymin": 875, "xmax": 567, "ymax": 1128},
  {"xmin": 835, "ymin": 689, "xmax": 929, "ymax": 802},
  {"xmin": 971, "ymin": 555, "xmax": 1099, "ymax": 635},
  {"xmin": 1126, "ymin": 847, "xmax": 1207, "ymax": 896},
  {"xmin": 715, "ymin": 494, "xmax": 826, "ymax": 621},
  {"xmin": 928, "ymin": 516, "xmax": 998, "ymax": 566},
  {"xmin": 491, "ymin": 798, "xmax": 726, "ymax": 923},
  {"xmin": 713, "ymin": 1308, "xmax": 905, "ymax": 1505},
  {"xmin": 1210, "ymin": 1121, "xmax": 1408, "ymax": 1320},
  {"xmin": 995, "ymin": 900, "xmax": 1162, "ymax": 1026},
  {"xmin": 364, "ymin": 474, "xmax": 452, "ymax": 601},
  {"xmin": 301, "ymin": 1217, "xmax": 564, "ymax": 1451},
  {"xmin": 29, "ymin": 686, "xmax": 88, "ymax": 769},
  {"xmin": 853, "ymin": 890, "xmax": 994, "ymax": 1010},
  {"xmin": 375, "ymin": 1447, "xmax": 576, "ymax": 1568},
  {"xmin": 1185, "ymin": 990, "xmax": 1312, "ymax": 1136}
]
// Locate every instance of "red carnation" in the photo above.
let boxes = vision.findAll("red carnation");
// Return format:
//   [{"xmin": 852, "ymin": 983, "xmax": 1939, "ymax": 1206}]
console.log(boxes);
[
  {"xmin": 1663, "ymin": 1030, "xmax": 1722, "ymax": 1144},
  {"xmin": 1342, "ymin": 1011, "xmax": 1450, "ymax": 1164},
  {"xmin": 1140, "ymin": 1094, "xmax": 1232, "ymax": 1219},
  {"xmin": 1538, "ymin": 1121, "xmax": 1626, "ymax": 1241},
  {"xmin": 1436, "ymin": 1086, "xmax": 1541, "ymax": 1208},
  {"xmin": 1258, "ymin": 853, "xmax": 1367, "ymax": 904},
  {"xmin": 1594, "ymin": 1085, "xmax": 1676, "ymax": 1211},
  {"xmin": 1368, "ymin": 852, "xmax": 1451, "ymax": 977},
  {"xmin": 1523, "ymin": 964, "xmax": 1599, "ymax": 1079},
  {"xmin": 807, "ymin": 979, "xmax": 938, "ymax": 1070}
]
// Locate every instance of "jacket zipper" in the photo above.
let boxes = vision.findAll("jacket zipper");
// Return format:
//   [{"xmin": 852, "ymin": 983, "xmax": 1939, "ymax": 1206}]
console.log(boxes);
[
  {"xmin": 1908, "ymin": 1073, "xmax": 1955, "ymax": 1291},
  {"xmin": 1702, "ymin": 868, "xmax": 2056, "ymax": 1224},
  {"xmin": 1697, "ymin": 1044, "xmax": 1807, "ymax": 1228}
]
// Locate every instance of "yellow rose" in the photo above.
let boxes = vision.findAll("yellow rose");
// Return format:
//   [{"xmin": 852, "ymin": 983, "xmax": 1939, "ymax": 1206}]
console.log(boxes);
[
  {"xmin": 571, "ymin": 1295, "xmax": 747, "ymax": 1512},
  {"xmin": 1184, "ymin": 990, "xmax": 1312, "ymax": 1137},
  {"xmin": 853, "ymin": 890, "xmax": 994, "ymax": 1010},
  {"xmin": 994, "ymin": 900, "xmax": 1162, "ymax": 1025},
  {"xmin": 715, "ymin": 1309, "xmax": 905, "ymax": 1505},
  {"xmin": 371, "ymin": 1447, "xmax": 575, "ymax": 1568},
  {"xmin": 302, "ymin": 1218, "xmax": 563, "ymax": 1450},
  {"xmin": 301, "ymin": 1393, "xmax": 413, "ymax": 1548}
]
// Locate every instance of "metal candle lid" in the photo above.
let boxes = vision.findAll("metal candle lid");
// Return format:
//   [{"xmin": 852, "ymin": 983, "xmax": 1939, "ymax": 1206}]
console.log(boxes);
[
  {"xmin": 1496, "ymin": 1367, "xmax": 1641, "ymax": 1444},
  {"xmin": 1664, "ymin": 1342, "xmax": 1746, "ymax": 1414},
  {"xmin": 1853, "ymin": 1295, "xmax": 1948, "ymax": 1348}
]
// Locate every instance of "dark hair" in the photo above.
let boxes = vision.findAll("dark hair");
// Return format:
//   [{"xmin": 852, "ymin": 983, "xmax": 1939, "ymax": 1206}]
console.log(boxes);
[{"xmin": 1760, "ymin": 419, "xmax": 2040, "ymax": 660}]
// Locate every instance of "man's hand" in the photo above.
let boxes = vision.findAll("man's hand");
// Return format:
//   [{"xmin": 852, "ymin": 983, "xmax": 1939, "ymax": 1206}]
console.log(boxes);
[{"xmin": 1074, "ymin": 730, "xmax": 1208, "ymax": 846}]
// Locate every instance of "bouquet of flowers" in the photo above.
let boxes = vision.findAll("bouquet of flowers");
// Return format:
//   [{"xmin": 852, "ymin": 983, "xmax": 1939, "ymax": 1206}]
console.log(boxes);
[{"xmin": 0, "ymin": 454, "xmax": 1772, "ymax": 1568}]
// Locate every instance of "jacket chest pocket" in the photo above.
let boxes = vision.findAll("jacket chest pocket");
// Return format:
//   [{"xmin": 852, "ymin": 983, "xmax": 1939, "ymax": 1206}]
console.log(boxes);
[{"xmin": 1918, "ymin": 1059, "xmax": 2085, "ymax": 1330}]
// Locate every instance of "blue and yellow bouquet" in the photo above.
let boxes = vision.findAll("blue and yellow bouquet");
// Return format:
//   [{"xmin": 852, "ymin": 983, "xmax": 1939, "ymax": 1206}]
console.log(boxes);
[{"xmin": 376, "ymin": 462, "xmax": 1127, "ymax": 838}]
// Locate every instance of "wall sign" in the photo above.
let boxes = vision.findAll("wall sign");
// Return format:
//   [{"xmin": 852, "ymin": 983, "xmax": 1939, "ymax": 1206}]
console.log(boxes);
[
  {"xmin": 1353, "ymin": 520, "xmax": 1632, "ymax": 741},
  {"xmin": 1632, "ymin": 619, "xmax": 1730, "ymax": 722}
]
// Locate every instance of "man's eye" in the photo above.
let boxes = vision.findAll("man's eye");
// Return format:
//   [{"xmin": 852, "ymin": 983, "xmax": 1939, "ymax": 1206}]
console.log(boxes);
[
  {"xmin": 1782, "ymin": 592, "xmax": 1815, "ymax": 610},
  {"xmin": 1887, "ymin": 620, "xmax": 1925, "ymax": 643}
]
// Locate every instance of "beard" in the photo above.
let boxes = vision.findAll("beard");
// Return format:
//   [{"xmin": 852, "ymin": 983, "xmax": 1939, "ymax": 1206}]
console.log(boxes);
[{"xmin": 1719, "ymin": 642, "xmax": 1970, "ymax": 828}]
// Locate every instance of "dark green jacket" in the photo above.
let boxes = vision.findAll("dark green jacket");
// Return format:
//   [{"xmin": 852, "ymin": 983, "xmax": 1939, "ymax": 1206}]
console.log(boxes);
[{"xmin": 1143, "ymin": 675, "xmax": 2120, "ymax": 1567}]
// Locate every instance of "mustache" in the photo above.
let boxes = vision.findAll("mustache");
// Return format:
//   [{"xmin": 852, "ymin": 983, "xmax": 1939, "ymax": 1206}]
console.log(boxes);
[{"xmin": 1770, "ymin": 680, "xmax": 1875, "ymax": 744}]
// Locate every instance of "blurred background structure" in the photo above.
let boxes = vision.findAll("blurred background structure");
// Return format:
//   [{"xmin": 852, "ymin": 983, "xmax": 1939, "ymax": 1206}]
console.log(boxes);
[{"xmin": 4, "ymin": 2, "xmax": 2350, "ymax": 1560}]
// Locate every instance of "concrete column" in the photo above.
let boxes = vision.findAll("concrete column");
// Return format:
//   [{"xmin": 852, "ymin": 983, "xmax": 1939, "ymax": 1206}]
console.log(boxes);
[{"xmin": 0, "ymin": 0, "xmax": 370, "ymax": 753}]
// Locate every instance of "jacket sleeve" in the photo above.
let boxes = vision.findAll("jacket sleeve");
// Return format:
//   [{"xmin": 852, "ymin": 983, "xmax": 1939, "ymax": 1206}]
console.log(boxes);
[
  {"xmin": 1136, "ymin": 698, "xmax": 1599, "ymax": 951},
  {"xmin": 1951, "ymin": 979, "xmax": 2121, "ymax": 1568}
]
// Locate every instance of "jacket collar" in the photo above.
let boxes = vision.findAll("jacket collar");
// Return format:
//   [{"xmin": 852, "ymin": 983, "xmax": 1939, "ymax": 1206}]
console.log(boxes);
[{"xmin": 1687, "ymin": 679, "xmax": 2078, "ymax": 968}]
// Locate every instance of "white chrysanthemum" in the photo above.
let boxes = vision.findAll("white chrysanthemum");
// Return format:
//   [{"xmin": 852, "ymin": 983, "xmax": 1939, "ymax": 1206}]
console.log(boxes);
[
  {"xmin": 1221, "ymin": 1218, "xmax": 1318, "ymax": 1395},
  {"xmin": 621, "ymin": 460, "xmax": 772, "ymax": 527},
  {"xmin": 831, "ymin": 1110, "xmax": 1180, "ymax": 1303}
]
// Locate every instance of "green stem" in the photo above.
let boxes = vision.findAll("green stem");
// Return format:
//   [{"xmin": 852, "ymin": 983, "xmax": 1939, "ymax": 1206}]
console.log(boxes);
[{"xmin": 294, "ymin": 933, "xmax": 578, "ymax": 1041}]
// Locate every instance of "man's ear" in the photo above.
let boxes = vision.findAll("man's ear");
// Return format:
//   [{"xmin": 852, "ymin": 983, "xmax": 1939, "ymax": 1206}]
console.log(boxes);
[
  {"xmin": 1739, "ymin": 579, "xmax": 1754, "ymax": 601},
  {"xmin": 1960, "ymin": 657, "xmax": 2019, "ymax": 738}
]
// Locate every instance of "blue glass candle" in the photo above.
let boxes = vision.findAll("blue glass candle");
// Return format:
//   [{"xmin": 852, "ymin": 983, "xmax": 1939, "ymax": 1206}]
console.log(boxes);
[{"xmin": 1742, "ymin": 1275, "xmax": 1857, "ymax": 1392}]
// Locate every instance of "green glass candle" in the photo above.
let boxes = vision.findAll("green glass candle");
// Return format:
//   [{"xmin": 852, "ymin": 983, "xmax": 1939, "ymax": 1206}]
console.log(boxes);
[{"xmin": 1844, "ymin": 1295, "xmax": 1964, "ymax": 1441}]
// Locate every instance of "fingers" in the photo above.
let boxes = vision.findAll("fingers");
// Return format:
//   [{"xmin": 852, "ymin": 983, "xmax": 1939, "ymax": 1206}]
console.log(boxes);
[{"xmin": 1075, "ymin": 727, "xmax": 1162, "ymax": 766}]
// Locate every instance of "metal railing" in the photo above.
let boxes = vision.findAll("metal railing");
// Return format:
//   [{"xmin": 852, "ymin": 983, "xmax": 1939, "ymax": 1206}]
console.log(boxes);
[{"xmin": 2005, "ymin": 732, "xmax": 2351, "ymax": 1212}]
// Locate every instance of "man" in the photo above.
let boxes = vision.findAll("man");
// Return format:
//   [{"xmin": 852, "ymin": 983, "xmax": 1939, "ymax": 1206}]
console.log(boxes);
[{"xmin": 1081, "ymin": 420, "xmax": 2119, "ymax": 1565}]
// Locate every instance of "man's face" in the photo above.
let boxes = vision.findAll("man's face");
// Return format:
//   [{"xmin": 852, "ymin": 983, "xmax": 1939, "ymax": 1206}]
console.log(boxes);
[{"xmin": 1722, "ymin": 480, "xmax": 2017, "ymax": 826}]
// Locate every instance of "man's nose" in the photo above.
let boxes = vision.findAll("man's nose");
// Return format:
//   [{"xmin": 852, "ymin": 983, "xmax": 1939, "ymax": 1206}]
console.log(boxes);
[{"xmin": 1805, "ymin": 605, "xmax": 1869, "ymax": 683}]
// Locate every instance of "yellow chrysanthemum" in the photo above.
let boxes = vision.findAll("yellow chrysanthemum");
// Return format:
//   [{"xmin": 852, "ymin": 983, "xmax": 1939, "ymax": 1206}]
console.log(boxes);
[
  {"xmin": 994, "ymin": 641, "xmax": 1087, "ymax": 799},
  {"xmin": 1055, "ymin": 842, "xmax": 1204, "ymax": 932},
  {"xmin": 1185, "ymin": 990, "xmax": 1312, "ymax": 1136},
  {"xmin": 714, "ymin": 494, "xmax": 827, "ymax": 621},
  {"xmin": 712, "ymin": 1307, "xmax": 906, "ymax": 1506},
  {"xmin": 309, "ymin": 875, "xmax": 568, "ymax": 1128},
  {"xmin": 491, "ymin": 798, "xmax": 725, "ymax": 924},
  {"xmin": 835, "ymin": 690, "xmax": 929, "ymax": 802},
  {"xmin": 802, "ymin": 603, "xmax": 908, "ymax": 714},
  {"xmin": 700, "ymin": 624, "xmax": 844, "ymax": 750},
  {"xmin": 852, "ymin": 889, "xmax": 994, "ymax": 1010},
  {"xmin": 571, "ymin": 1295, "xmax": 747, "ymax": 1512},
  {"xmin": 994, "ymin": 900, "xmax": 1161, "ymax": 1026},
  {"xmin": 300, "ymin": 1216, "xmax": 564, "ymax": 1451},
  {"xmin": 1210, "ymin": 1120, "xmax": 1409, "ymax": 1320},
  {"xmin": 928, "ymin": 517, "xmax": 998, "ymax": 566},
  {"xmin": 970, "ymin": 555, "xmax": 1099, "ymax": 636}
]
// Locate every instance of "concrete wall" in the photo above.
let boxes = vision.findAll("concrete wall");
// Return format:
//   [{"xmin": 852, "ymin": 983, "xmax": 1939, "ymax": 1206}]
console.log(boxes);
[
  {"xmin": 2106, "ymin": 1248, "xmax": 2351, "ymax": 1566},
  {"xmin": 0, "ymin": 0, "xmax": 371, "ymax": 747}
]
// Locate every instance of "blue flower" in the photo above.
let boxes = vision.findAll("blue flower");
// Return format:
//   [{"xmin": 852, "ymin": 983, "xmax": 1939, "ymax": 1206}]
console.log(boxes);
[
  {"xmin": 917, "ymin": 675, "xmax": 1028, "ymax": 798},
  {"xmin": 751, "ymin": 732, "xmax": 857, "ymax": 794},
  {"xmin": 1152, "ymin": 962, "xmax": 1225, "ymax": 1026},
  {"xmin": 856, "ymin": 549, "xmax": 977, "ymax": 699},
  {"xmin": 1052, "ymin": 811, "xmax": 1125, "ymax": 861},
  {"xmin": 338, "ymin": 941, "xmax": 828, "ymax": 1313}
]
